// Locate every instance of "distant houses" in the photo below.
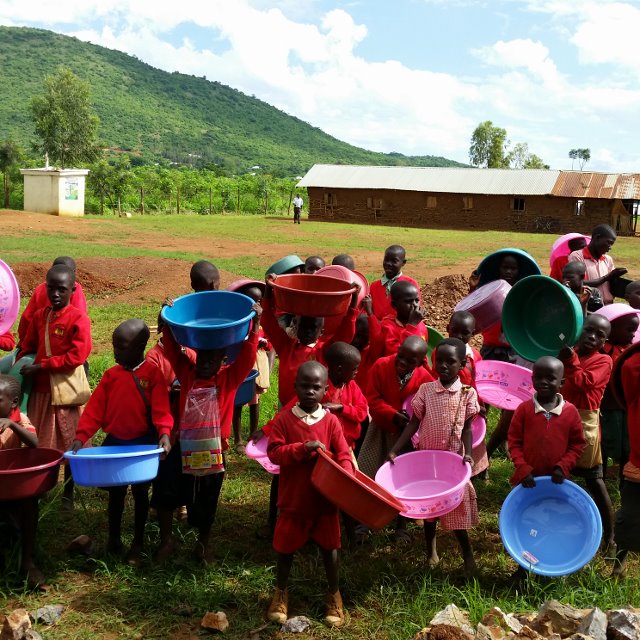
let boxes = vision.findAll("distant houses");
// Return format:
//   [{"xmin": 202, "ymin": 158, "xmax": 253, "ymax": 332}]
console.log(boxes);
[{"xmin": 297, "ymin": 165, "xmax": 640, "ymax": 234}]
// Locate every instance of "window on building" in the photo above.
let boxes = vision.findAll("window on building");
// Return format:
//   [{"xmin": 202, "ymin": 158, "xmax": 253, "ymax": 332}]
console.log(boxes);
[
  {"xmin": 426, "ymin": 195, "xmax": 437, "ymax": 209},
  {"xmin": 575, "ymin": 199, "xmax": 585, "ymax": 216},
  {"xmin": 367, "ymin": 197, "xmax": 384, "ymax": 219},
  {"xmin": 324, "ymin": 192, "xmax": 336, "ymax": 209},
  {"xmin": 511, "ymin": 197, "xmax": 525, "ymax": 211},
  {"xmin": 462, "ymin": 196, "xmax": 473, "ymax": 210}
]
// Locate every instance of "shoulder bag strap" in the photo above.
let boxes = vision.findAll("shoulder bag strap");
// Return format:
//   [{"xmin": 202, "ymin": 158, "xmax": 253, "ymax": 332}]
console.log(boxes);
[{"xmin": 130, "ymin": 371, "xmax": 157, "ymax": 440}]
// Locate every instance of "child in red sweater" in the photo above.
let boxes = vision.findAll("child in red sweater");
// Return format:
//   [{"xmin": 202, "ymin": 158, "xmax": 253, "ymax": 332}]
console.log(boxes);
[
  {"xmin": 71, "ymin": 320, "xmax": 172, "ymax": 565},
  {"xmin": 304, "ymin": 256, "xmax": 325, "ymax": 274},
  {"xmin": 266, "ymin": 361, "xmax": 354, "ymax": 628},
  {"xmin": 189, "ymin": 260, "xmax": 220, "ymax": 292},
  {"xmin": 0, "ymin": 331, "xmax": 15, "ymax": 353},
  {"xmin": 20, "ymin": 264, "xmax": 92, "ymax": 510},
  {"xmin": 559, "ymin": 314, "xmax": 614, "ymax": 549},
  {"xmin": 0, "ymin": 374, "xmax": 43, "ymax": 589}
]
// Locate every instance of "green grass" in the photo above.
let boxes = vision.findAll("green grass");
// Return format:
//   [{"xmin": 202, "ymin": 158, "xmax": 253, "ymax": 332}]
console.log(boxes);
[{"xmin": 2, "ymin": 214, "xmax": 640, "ymax": 638}]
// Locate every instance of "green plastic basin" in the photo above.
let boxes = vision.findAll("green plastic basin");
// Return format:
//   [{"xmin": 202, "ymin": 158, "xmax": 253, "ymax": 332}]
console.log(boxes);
[{"xmin": 502, "ymin": 275, "xmax": 583, "ymax": 361}]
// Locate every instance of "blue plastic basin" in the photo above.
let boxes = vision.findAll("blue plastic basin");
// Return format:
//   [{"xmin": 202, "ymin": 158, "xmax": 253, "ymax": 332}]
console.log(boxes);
[
  {"xmin": 234, "ymin": 369, "xmax": 259, "ymax": 406},
  {"xmin": 499, "ymin": 476, "xmax": 601, "ymax": 576},
  {"xmin": 477, "ymin": 248, "xmax": 541, "ymax": 286},
  {"xmin": 64, "ymin": 445, "xmax": 164, "ymax": 487},
  {"xmin": 161, "ymin": 291, "xmax": 255, "ymax": 350}
]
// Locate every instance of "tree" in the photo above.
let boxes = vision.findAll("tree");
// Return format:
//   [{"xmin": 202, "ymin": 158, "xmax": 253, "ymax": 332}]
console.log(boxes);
[
  {"xmin": 569, "ymin": 148, "xmax": 591, "ymax": 170},
  {"xmin": 523, "ymin": 154, "xmax": 549, "ymax": 169},
  {"xmin": 30, "ymin": 67, "xmax": 100, "ymax": 169},
  {"xmin": 469, "ymin": 121, "xmax": 509, "ymax": 168},
  {"xmin": 0, "ymin": 139, "xmax": 22, "ymax": 208}
]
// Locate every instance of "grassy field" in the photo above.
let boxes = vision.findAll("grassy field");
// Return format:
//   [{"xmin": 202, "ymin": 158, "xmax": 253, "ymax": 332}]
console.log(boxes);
[{"xmin": 1, "ymin": 213, "xmax": 640, "ymax": 639}]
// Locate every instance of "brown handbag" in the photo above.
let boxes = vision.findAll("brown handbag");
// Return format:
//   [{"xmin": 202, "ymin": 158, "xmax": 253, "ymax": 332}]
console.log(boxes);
[{"xmin": 45, "ymin": 311, "xmax": 91, "ymax": 406}]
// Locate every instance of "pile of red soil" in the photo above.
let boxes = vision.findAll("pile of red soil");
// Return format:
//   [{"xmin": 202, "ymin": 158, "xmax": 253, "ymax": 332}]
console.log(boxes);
[{"xmin": 421, "ymin": 274, "xmax": 470, "ymax": 333}]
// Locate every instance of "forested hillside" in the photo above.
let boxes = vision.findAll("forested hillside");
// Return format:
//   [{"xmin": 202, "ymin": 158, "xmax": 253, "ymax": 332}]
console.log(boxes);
[{"xmin": 0, "ymin": 27, "xmax": 464, "ymax": 174}]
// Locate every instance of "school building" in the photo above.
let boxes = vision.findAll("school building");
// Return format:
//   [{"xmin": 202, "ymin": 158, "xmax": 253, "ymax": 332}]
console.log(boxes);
[{"xmin": 297, "ymin": 165, "xmax": 640, "ymax": 235}]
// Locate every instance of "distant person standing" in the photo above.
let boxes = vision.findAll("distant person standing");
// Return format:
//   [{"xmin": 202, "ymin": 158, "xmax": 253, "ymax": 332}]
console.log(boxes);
[{"xmin": 293, "ymin": 194, "xmax": 303, "ymax": 224}]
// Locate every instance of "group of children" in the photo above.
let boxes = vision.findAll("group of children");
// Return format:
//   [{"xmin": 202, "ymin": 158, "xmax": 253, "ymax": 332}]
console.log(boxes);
[{"xmin": 1, "ymin": 225, "xmax": 639, "ymax": 626}]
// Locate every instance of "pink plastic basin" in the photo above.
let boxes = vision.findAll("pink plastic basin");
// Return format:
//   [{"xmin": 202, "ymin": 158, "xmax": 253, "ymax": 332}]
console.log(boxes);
[
  {"xmin": 454, "ymin": 280, "xmax": 511, "ymax": 333},
  {"xmin": 549, "ymin": 233, "xmax": 590, "ymax": 268},
  {"xmin": 594, "ymin": 303, "xmax": 640, "ymax": 344},
  {"xmin": 475, "ymin": 360, "xmax": 533, "ymax": 410},
  {"xmin": 375, "ymin": 450, "xmax": 471, "ymax": 519},
  {"xmin": 0, "ymin": 259, "xmax": 20, "ymax": 334},
  {"xmin": 403, "ymin": 395, "xmax": 486, "ymax": 450},
  {"xmin": 245, "ymin": 437, "xmax": 280, "ymax": 474}
]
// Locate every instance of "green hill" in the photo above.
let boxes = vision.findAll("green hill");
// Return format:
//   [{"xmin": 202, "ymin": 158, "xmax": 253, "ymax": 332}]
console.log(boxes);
[{"xmin": 0, "ymin": 26, "xmax": 465, "ymax": 174}]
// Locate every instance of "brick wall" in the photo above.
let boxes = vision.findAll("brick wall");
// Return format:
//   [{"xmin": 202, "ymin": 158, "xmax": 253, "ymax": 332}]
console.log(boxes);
[{"xmin": 307, "ymin": 187, "xmax": 626, "ymax": 234}]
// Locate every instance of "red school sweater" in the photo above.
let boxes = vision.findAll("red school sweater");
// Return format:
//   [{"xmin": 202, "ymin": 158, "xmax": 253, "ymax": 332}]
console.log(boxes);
[
  {"xmin": 560, "ymin": 350, "xmax": 612, "ymax": 411},
  {"xmin": 622, "ymin": 352, "xmax": 640, "ymax": 469},
  {"xmin": 369, "ymin": 275, "xmax": 421, "ymax": 321},
  {"xmin": 266, "ymin": 408, "xmax": 353, "ymax": 518},
  {"xmin": 366, "ymin": 354, "xmax": 434, "ymax": 434},
  {"xmin": 20, "ymin": 304, "xmax": 92, "ymax": 393},
  {"xmin": 0, "ymin": 330, "xmax": 15, "ymax": 352},
  {"xmin": 261, "ymin": 297, "xmax": 357, "ymax": 406},
  {"xmin": 162, "ymin": 326, "xmax": 258, "ymax": 441},
  {"xmin": 508, "ymin": 397, "xmax": 585, "ymax": 485},
  {"xmin": 377, "ymin": 315, "xmax": 428, "ymax": 357},
  {"xmin": 75, "ymin": 361, "xmax": 173, "ymax": 444}
]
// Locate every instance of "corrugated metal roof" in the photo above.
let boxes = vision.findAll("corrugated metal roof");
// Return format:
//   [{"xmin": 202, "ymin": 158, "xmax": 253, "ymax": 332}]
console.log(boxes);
[
  {"xmin": 551, "ymin": 171, "xmax": 640, "ymax": 199},
  {"xmin": 297, "ymin": 164, "xmax": 561, "ymax": 195}
]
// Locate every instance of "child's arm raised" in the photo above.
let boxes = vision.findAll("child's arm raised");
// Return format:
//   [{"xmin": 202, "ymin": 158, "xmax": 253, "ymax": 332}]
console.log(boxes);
[
  {"xmin": 226, "ymin": 303, "xmax": 261, "ymax": 389},
  {"xmin": 260, "ymin": 281, "xmax": 293, "ymax": 356},
  {"xmin": 0, "ymin": 416, "xmax": 37, "ymax": 448},
  {"xmin": 558, "ymin": 347, "xmax": 612, "ymax": 389}
]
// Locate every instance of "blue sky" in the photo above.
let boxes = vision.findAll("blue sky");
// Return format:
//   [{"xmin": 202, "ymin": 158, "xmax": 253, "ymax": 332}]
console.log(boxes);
[{"xmin": 1, "ymin": 0, "xmax": 639, "ymax": 171}]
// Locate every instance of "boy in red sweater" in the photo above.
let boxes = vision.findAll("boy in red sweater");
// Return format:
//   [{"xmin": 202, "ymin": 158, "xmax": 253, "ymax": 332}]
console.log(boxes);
[
  {"xmin": 189, "ymin": 260, "xmax": 220, "ymax": 292},
  {"xmin": 71, "ymin": 320, "xmax": 172, "ymax": 565},
  {"xmin": 266, "ymin": 361, "xmax": 354, "ymax": 628},
  {"xmin": 369, "ymin": 245, "xmax": 421, "ymax": 320},
  {"xmin": 153, "ymin": 302, "xmax": 261, "ymax": 563},
  {"xmin": 559, "ymin": 314, "xmax": 614, "ymax": 549},
  {"xmin": 0, "ymin": 331, "xmax": 15, "ymax": 353},
  {"xmin": 20, "ymin": 264, "xmax": 92, "ymax": 510}
]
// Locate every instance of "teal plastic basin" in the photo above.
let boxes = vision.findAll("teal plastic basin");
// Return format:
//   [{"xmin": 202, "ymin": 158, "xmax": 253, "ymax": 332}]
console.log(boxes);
[
  {"xmin": 477, "ymin": 248, "xmax": 541, "ymax": 286},
  {"xmin": 502, "ymin": 275, "xmax": 583, "ymax": 361}
]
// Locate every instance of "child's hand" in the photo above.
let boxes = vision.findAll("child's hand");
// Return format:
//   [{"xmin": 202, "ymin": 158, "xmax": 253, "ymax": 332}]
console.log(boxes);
[
  {"xmin": 158, "ymin": 434, "xmax": 171, "ymax": 458},
  {"xmin": 558, "ymin": 345, "xmax": 574, "ymax": 361},
  {"xmin": 304, "ymin": 440, "xmax": 326, "ymax": 452},
  {"xmin": 607, "ymin": 267, "xmax": 628, "ymax": 281},
  {"xmin": 360, "ymin": 295, "xmax": 373, "ymax": 316},
  {"xmin": 350, "ymin": 282, "xmax": 361, "ymax": 308},
  {"xmin": 69, "ymin": 439, "xmax": 83, "ymax": 454},
  {"xmin": 252, "ymin": 302, "xmax": 263, "ymax": 319},
  {"xmin": 323, "ymin": 402, "xmax": 343, "ymax": 413},
  {"xmin": 251, "ymin": 429, "xmax": 265, "ymax": 442},
  {"xmin": 162, "ymin": 296, "xmax": 174, "ymax": 308},
  {"xmin": 521, "ymin": 474, "xmax": 536, "ymax": 488},
  {"xmin": 408, "ymin": 306, "xmax": 426, "ymax": 326},
  {"xmin": 20, "ymin": 363, "xmax": 41, "ymax": 377},
  {"xmin": 386, "ymin": 451, "xmax": 397, "ymax": 465},
  {"xmin": 0, "ymin": 418, "xmax": 15, "ymax": 434},
  {"xmin": 392, "ymin": 411, "xmax": 409, "ymax": 430},
  {"xmin": 551, "ymin": 466, "xmax": 564, "ymax": 484},
  {"xmin": 462, "ymin": 454, "xmax": 473, "ymax": 466}
]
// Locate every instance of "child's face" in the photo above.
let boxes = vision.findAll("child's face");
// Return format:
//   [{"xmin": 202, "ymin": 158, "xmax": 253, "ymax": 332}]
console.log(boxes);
[
  {"xmin": 532, "ymin": 362, "xmax": 563, "ymax": 398},
  {"xmin": 329, "ymin": 357, "xmax": 360, "ymax": 386},
  {"xmin": 576, "ymin": 316, "xmax": 610, "ymax": 354},
  {"xmin": 448, "ymin": 317, "xmax": 474, "ymax": 344},
  {"xmin": 609, "ymin": 314, "xmax": 640, "ymax": 347},
  {"xmin": 295, "ymin": 368, "xmax": 328, "ymax": 411},
  {"xmin": 46, "ymin": 273, "xmax": 75, "ymax": 310},
  {"xmin": 351, "ymin": 317, "xmax": 369, "ymax": 351},
  {"xmin": 304, "ymin": 258, "xmax": 324, "ymax": 274},
  {"xmin": 395, "ymin": 344, "xmax": 425, "ymax": 377},
  {"xmin": 296, "ymin": 316, "xmax": 323, "ymax": 346},
  {"xmin": 434, "ymin": 344, "xmax": 464, "ymax": 385},
  {"xmin": 591, "ymin": 233, "xmax": 615, "ymax": 256},
  {"xmin": 625, "ymin": 284, "xmax": 640, "ymax": 310},
  {"xmin": 391, "ymin": 287, "xmax": 420, "ymax": 323},
  {"xmin": 499, "ymin": 255, "xmax": 519, "ymax": 285},
  {"xmin": 383, "ymin": 250, "xmax": 406, "ymax": 279},
  {"xmin": 562, "ymin": 268, "xmax": 584, "ymax": 293},
  {"xmin": 195, "ymin": 349, "xmax": 226, "ymax": 379},
  {"xmin": 0, "ymin": 389, "xmax": 18, "ymax": 419},
  {"xmin": 240, "ymin": 286, "xmax": 263, "ymax": 303}
]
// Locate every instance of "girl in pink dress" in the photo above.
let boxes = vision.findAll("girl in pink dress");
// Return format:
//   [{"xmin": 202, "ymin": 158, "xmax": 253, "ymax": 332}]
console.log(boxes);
[{"xmin": 387, "ymin": 338, "xmax": 479, "ymax": 576}]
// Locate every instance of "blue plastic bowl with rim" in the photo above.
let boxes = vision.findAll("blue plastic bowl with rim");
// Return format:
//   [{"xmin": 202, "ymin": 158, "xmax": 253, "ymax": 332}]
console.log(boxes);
[
  {"xmin": 64, "ymin": 445, "xmax": 164, "ymax": 487},
  {"xmin": 234, "ymin": 369, "xmax": 259, "ymax": 406},
  {"xmin": 161, "ymin": 290, "xmax": 255, "ymax": 350},
  {"xmin": 477, "ymin": 248, "xmax": 541, "ymax": 286},
  {"xmin": 499, "ymin": 476, "xmax": 601, "ymax": 576}
]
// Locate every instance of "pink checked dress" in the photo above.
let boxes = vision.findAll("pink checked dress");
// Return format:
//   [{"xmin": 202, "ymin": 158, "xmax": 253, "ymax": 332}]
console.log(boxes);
[{"xmin": 411, "ymin": 378, "xmax": 480, "ymax": 530}]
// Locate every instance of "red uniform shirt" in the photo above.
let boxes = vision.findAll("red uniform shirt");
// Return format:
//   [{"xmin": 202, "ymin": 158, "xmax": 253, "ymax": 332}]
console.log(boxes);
[
  {"xmin": 481, "ymin": 321, "xmax": 509, "ymax": 348},
  {"xmin": 622, "ymin": 352, "xmax": 640, "ymax": 468},
  {"xmin": 0, "ymin": 331, "xmax": 15, "ymax": 352},
  {"xmin": 549, "ymin": 255, "xmax": 569, "ymax": 282},
  {"xmin": 376, "ymin": 315, "xmax": 429, "ymax": 357},
  {"xmin": 266, "ymin": 408, "xmax": 353, "ymax": 518},
  {"xmin": 323, "ymin": 378, "xmax": 368, "ymax": 448},
  {"xmin": 601, "ymin": 341, "xmax": 629, "ymax": 410},
  {"xmin": 75, "ymin": 361, "xmax": 173, "ymax": 444},
  {"xmin": 162, "ymin": 326, "xmax": 258, "ymax": 440},
  {"xmin": 146, "ymin": 341, "xmax": 178, "ymax": 390},
  {"xmin": 508, "ymin": 396, "xmax": 585, "ymax": 485},
  {"xmin": 261, "ymin": 297, "xmax": 357, "ymax": 406},
  {"xmin": 366, "ymin": 355, "xmax": 434, "ymax": 434},
  {"xmin": 458, "ymin": 345, "xmax": 482, "ymax": 388},
  {"xmin": 369, "ymin": 274, "xmax": 421, "ymax": 321},
  {"xmin": 20, "ymin": 305, "xmax": 92, "ymax": 393},
  {"xmin": 18, "ymin": 281, "xmax": 88, "ymax": 344},
  {"xmin": 561, "ymin": 350, "xmax": 612, "ymax": 411}
]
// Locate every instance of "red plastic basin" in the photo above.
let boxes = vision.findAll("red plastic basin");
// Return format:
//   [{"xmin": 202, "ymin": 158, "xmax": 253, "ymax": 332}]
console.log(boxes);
[
  {"xmin": 271, "ymin": 274, "xmax": 356, "ymax": 317},
  {"xmin": 0, "ymin": 447, "xmax": 63, "ymax": 500},
  {"xmin": 311, "ymin": 449, "xmax": 404, "ymax": 529}
]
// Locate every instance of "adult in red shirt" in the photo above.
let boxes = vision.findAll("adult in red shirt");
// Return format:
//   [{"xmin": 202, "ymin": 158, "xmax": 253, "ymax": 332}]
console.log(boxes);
[
  {"xmin": 17, "ymin": 256, "xmax": 88, "ymax": 345},
  {"xmin": 369, "ymin": 245, "xmax": 421, "ymax": 321},
  {"xmin": 559, "ymin": 314, "xmax": 614, "ymax": 549}
]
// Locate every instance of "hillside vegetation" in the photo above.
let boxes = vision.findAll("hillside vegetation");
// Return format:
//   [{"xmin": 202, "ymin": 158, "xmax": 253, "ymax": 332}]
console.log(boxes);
[{"xmin": 0, "ymin": 26, "xmax": 464, "ymax": 174}]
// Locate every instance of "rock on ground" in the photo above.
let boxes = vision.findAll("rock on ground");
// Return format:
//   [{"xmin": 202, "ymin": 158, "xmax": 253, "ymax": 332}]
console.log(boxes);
[
  {"xmin": 200, "ymin": 611, "xmax": 229, "ymax": 633},
  {"xmin": 30, "ymin": 604, "xmax": 64, "ymax": 625},
  {"xmin": 606, "ymin": 609, "xmax": 640, "ymax": 640},
  {"xmin": 414, "ymin": 624, "xmax": 473, "ymax": 640},
  {"xmin": 0, "ymin": 609, "xmax": 31, "ymax": 640},
  {"xmin": 429, "ymin": 604, "xmax": 475, "ymax": 636},
  {"xmin": 576, "ymin": 608, "xmax": 607, "ymax": 640},
  {"xmin": 532, "ymin": 600, "xmax": 586, "ymax": 637},
  {"xmin": 281, "ymin": 616, "xmax": 311, "ymax": 633},
  {"xmin": 482, "ymin": 607, "xmax": 523, "ymax": 634}
]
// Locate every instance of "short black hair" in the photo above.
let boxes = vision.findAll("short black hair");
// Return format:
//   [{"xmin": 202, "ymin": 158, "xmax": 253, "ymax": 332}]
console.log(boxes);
[
  {"xmin": 0, "ymin": 374, "xmax": 21, "ymax": 402},
  {"xmin": 296, "ymin": 360, "xmax": 327, "ymax": 382},
  {"xmin": 332, "ymin": 254, "xmax": 355, "ymax": 270},
  {"xmin": 450, "ymin": 310, "xmax": 475, "ymax": 326},
  {"xmin": 390, "ymin": 280, "xmax": 419, "ymax": 301},
  {"xmin": 190, "ymin": 260, "xmax": 220, "ymax": 281},
  {"xmin": 591, "ymin": 224, "xmax": 616, "ymax": 240},
  {"xmin": 53, "ymin": 256, "xmax": 77, "ymax": 270},
  {"xmin": 324, "ymin": 341, "xmax": 361, "ymax": 368},
  {"xmin": 385, "ymin": 244, "xmax": 406, "ymax": 259},
  {"xmin": 46, "ymin": 264, "xmax": 75, "ymax": 286},
  {"xmin": 435, "ymin": 337, "xmax": 466, "ymax": 362}
]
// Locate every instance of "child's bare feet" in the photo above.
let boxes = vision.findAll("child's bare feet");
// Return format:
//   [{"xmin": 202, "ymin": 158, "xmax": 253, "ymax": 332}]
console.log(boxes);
[
  {"xmin": 267, "ymin": 587, "xmax": 288, "ymax": 624},
  {"xmin": 324, "ymin": 590, "xmax": 345, "ymax": 628},
  {"xmin": 155, "ymin": 537, "xmax": 178, "ymax": 564},
  {"xmin": 193, "ymin": 541, "xmax": 215, "ymax": 566},
  {"xmin": 24, "ymin": 564, "xmax": 46, "ymax": 590},
  {"xmin": 427, "ymin": 551, "xmax": 440, "ymax": 568}
]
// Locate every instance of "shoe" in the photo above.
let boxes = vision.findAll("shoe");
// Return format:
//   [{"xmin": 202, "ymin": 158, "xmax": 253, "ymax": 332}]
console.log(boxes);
[
  {"xmin": 324, "ymin": 590, "xmax": 345, "ymax": 627},
  {"xmin": 267, "ymin": 587, "xmax": 288, "ymax": 624}
]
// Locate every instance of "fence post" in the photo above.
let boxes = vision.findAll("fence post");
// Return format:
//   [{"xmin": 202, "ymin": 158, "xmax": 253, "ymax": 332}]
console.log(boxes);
[
  {"xmin": 140, "ymin": 187, "xmax": 145, "ymax": 215},
  {"xmin": 177, "ymin": 186, "xmax": 180, "ymax": 214},
  {"xmin": 236, "ymin": 185, "xmax": 240, "ymax": 214},
  {"xmin": 209, "ymin": 187, "xmax": 213, "ymax": 215}
]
